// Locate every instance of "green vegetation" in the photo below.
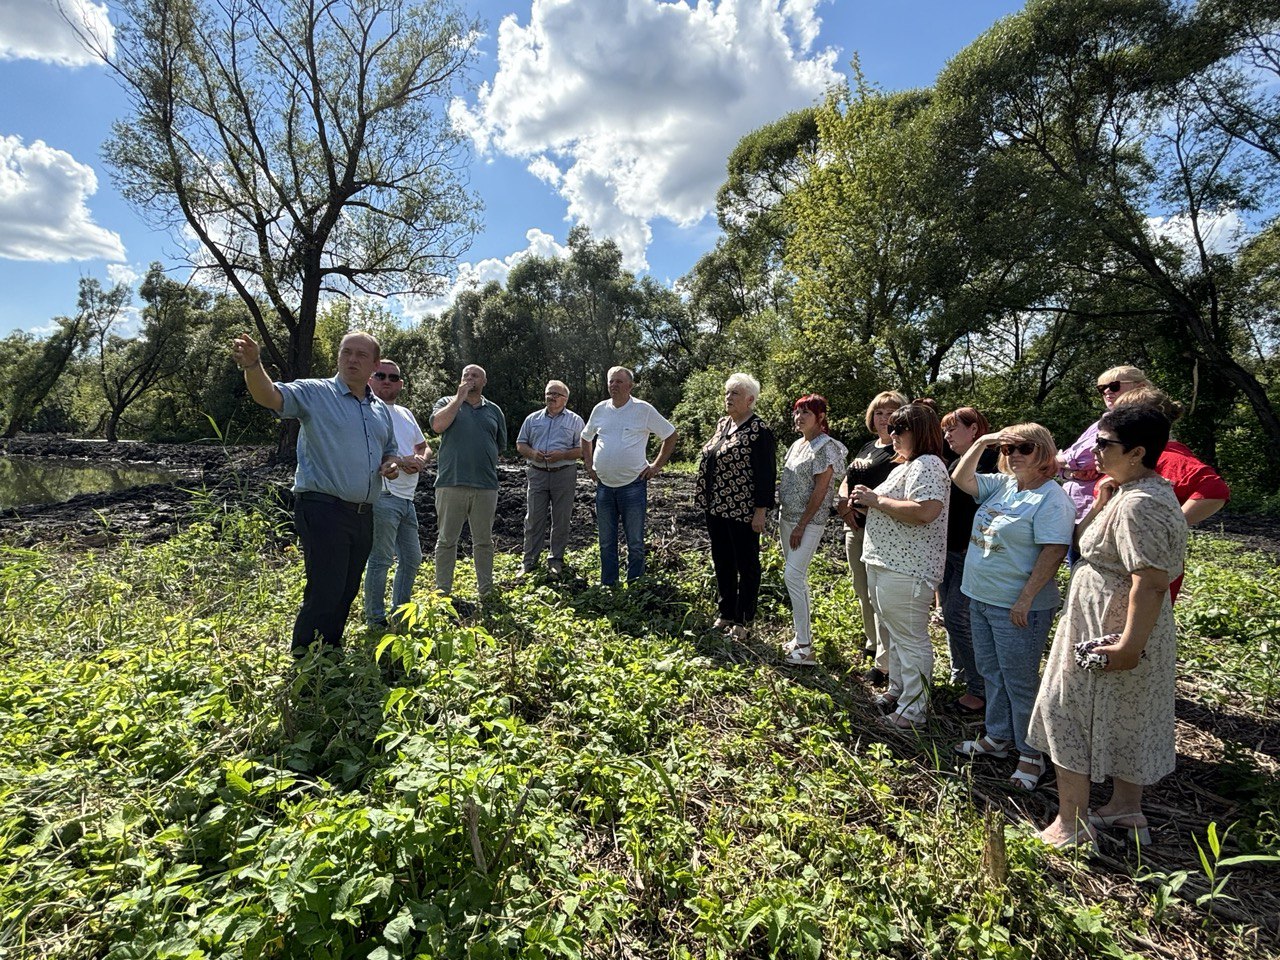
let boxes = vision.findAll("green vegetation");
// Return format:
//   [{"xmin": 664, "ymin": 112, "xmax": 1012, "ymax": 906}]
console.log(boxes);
[{"xmin": 1, "ymin": 500, "xmax": 1276, "ymax": 958}]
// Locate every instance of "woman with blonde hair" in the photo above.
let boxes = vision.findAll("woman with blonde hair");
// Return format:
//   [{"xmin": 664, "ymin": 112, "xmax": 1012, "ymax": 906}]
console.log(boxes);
[
  {"xmin": 835, "ymin": 390, "xmax": 908, "ymax": 683},
  {"xmin": 1057, "ymin": 365, "xmax": 1150, "ymax": 524},
  {"xmin": 951, "ymin": 423, "xmax": 1075, "ymax": 790}
]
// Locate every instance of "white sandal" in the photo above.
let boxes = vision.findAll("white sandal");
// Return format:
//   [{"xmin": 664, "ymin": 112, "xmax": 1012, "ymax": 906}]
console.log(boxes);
[
  {"xmin": 1009, "ymin": 754, "xmax": 1046, "ymax": 791},
  {"xmin": 954, "ymin": 736, "xmax": 1012, "ymax": 759},
  {"xmin": 782, "ymin": 644, "xmax": 817, "ymax": 667}
]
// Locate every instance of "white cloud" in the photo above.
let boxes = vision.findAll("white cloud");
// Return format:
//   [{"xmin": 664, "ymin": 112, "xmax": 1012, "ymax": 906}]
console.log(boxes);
[
  {"xmin": 453, "ymin": 0, "xmax": 840, "ymax": 270},
  {"xmin": 0, "ymin": 135, "xmax": 126, "ymax": 262},
  {"xmin": 106, "ymin": 261, "xmax": 141, "ymax": 287},
  {"xmin": 396, "ymin": 227, "xmax": 570, "ymax": 320},
  {"xmin": 1148, "ymin": 208, "xmax": 1246, "ymax": 258},
  {"xmin": 0, "ymin": 0, "xmax": 113, "ymax": 66}
]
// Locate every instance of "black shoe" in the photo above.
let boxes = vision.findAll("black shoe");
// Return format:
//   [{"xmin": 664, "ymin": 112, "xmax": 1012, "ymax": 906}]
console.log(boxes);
[{"xmin": 864, "ymin": 667, "xmax": 889, "ymax": 687}]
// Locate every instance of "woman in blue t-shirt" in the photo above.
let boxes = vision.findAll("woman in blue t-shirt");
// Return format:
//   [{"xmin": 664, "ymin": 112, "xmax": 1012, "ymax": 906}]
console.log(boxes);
[{"xmin": 950, "ymin": 423, "xmax": 1075, "ymax": 791}]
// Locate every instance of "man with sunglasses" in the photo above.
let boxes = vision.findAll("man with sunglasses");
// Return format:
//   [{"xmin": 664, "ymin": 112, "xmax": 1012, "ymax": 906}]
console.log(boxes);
[
  {"xmin": 363, "ymin": 360, "xmax": 431, "ymax": 630},
  {"xmin": 515, "ymin": 380, "xmax": 584, "ymax": 577}
]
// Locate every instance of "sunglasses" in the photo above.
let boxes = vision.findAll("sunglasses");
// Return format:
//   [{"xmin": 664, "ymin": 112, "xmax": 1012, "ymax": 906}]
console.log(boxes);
[
  {"xmin": 1093, "ymin": 437, "xmax": 1127, "ymax": 451},
  {"xmin": 887, "ymin": 423, "xmax": 911, "ymax": 435},
  {"xmin": 1096, "ymin": 380, "xmax": 1129, "ymax": 395},
  {"xmin": 999, "ymin": 441, "xmax": 1037, "ymax": 456},
  {"xmin": 372, "ymin": 372, "xmax": 402, "ymax": 382}
]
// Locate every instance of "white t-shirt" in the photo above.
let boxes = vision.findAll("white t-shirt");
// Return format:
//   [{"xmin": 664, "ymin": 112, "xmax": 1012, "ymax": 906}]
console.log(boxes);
[
  {"xmin": 383, "ymin": 403, "xmax": 426, "ymax": 500},
  {"xmin": 582, "ymin": 397, "xmax": 676, "ymax": 488},
  {"xmin": 861, "ymin": 454, "xmax": 951, "ymax": 588}
]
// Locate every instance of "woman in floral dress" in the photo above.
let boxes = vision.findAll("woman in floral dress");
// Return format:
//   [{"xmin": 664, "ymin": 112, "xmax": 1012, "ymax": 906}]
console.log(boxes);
[{"xmin": 1028, "ymin": 403, "xmax": 1187, "ymax": 850}]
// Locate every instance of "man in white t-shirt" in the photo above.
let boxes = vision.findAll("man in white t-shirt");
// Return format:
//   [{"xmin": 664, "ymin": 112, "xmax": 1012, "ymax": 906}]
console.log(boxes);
[
  {"xmin": 363, "ymin": 359, "xmax": 432, "ymax": 628},
  {"xmin": 581, "ymin": 366, "xmax": 677, "ymax": 585}
]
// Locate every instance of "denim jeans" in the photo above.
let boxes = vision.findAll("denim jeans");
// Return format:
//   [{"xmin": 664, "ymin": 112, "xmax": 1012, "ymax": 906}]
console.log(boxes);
[
  {"xmin": 596, "ymin": 476, "xmax": 647, "ymax": 585},
  {"xmin": 969, "ymin": 598, "xmax": 1055, "ymax": 756},
  {"xmin": 941, "ymin": 549, "xmax": 983, "ymax": 698},
  {"xmin": 363, "ymin": 492, "xmax": 422, "ymax": 625}
]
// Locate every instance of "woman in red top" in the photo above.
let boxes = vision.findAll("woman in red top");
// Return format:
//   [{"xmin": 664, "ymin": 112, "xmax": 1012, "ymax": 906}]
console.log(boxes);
[{"xmin": 1114, "ymin": 387, "xmax": 1229, "ymax": 601}]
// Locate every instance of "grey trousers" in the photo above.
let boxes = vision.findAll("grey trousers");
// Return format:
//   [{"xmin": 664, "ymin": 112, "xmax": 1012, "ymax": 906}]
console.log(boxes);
[
  {"xmin": 522, "ymin": 465, "xmax": 577, "ymax": 569},
  {"xmin": 434, "ymin": 485, "xmax": 499, "ymax": 596},
  {"xmin": 845, "ymin": 525, "xmax": 889, "ymax": 672}
]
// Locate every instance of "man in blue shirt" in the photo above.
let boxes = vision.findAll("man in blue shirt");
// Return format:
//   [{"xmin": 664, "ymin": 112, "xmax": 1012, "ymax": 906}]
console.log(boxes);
[
  {"xmin": 232, "ymin": 330, "xmax": 400, "ymax": 654},
  {"xmin": 515, "ymin": 379, "xmax": 583, "ymax": 577}
]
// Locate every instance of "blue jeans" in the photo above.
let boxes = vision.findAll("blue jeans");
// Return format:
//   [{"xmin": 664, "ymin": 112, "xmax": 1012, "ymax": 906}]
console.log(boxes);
[
  {"xmin": 595, "ymin": 476, "xmax": 647, "ymax": 585},
  {"xmin": 941, "ymin": 549, "xmax": 983, "ymax": 698},
  {"xmin": 969, "ymin": 598, "xmax": 1055, "ymax": 756},
  {"xmin": 363, "ymin": 493, "xmax": 422, "ymax": 624}
]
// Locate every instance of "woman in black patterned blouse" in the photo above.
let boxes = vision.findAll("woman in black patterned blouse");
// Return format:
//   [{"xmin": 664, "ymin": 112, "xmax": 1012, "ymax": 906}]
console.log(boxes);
[{"xmin": 695, "ymin": 373, "xmax": 778, "ymax": 639}]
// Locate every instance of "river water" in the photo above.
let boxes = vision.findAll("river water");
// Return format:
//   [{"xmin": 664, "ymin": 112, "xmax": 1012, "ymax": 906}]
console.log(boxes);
[{"xmin": 0, "ymin": 455, "xmax": 181, "ymax": 509}]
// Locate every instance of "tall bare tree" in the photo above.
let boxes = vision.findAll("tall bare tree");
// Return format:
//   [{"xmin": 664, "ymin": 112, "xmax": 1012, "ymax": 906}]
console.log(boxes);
[{"xmin": 70, "ymin": 0, "xmax": 482, "ymax": 453}]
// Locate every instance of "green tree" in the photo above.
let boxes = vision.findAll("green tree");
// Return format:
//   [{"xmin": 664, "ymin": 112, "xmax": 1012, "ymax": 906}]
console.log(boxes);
[
  {"xmin": 1, "ymin": 278, "xmax": 129, "ymax": 438},
  {"xmin": 937, "ymin": 0, "xmax": 1280, "ymax": 475},
  {"xmin": 91, "ymin": 265, "xmax": 203, "ymax": 443}
]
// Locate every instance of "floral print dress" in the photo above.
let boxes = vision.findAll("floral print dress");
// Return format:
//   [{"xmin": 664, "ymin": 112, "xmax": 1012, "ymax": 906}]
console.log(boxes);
[{"xmin": 1027, "ymin": 475, "xmax": 1188, "ymax": 785}]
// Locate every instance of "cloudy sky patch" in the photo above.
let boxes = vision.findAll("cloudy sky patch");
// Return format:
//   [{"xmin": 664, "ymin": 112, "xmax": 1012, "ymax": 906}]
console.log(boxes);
[
  {"xmin": 0, "ymin": 135, "xmax": 126, "ymax": 262},
  {"xmin": 0, "ymin": 0, "xmax": 113, "ymax": 66},
  {"xmin": 454, "ymin": 0, "xmax": 841, "ymax": 270}
]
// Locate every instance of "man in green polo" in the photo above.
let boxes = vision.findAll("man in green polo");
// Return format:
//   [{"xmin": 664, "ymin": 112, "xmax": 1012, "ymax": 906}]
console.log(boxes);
[{"xmin": 430, "ymin": 363, "xmax": 507, "ymax": 598}]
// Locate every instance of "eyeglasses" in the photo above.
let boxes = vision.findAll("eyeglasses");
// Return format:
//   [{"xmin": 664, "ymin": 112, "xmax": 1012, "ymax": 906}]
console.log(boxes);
[
  {"xmin": 372, "ymin": 372, "xmax": 402, "ymax": 382},
  {"xmin": 887, "ymin": 423, "xmax": 911, "ymax": 435},
  {"xmin": 1096, "ymin": 380, "xmax": 1130, "ymax": 395},
  {"xmin": 999, "ymin": 442, "xmax": 1037, "ymax": 456},
  {"xmin": 1093, "ymin": 437, "xmax": 1127, "ymax": 451},
  {"xmin": 544, "ymin": 392, "xmax": 567, "ymax": 399}
]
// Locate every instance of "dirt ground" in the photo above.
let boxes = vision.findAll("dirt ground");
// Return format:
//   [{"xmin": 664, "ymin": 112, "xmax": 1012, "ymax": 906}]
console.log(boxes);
[
  {"xmin": 2, "ymin": 437, "xmax": 1277, "ymax": 558},
  {"xmin": 0, "ymin": 437, "xmax": 711, "ymax": 554}
]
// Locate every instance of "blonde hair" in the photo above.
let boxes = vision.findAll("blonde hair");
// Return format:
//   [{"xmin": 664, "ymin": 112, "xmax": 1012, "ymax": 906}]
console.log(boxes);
[
  {"xmin": 1112, "ymin": 384, "xmax": 1182, "ymax": 423},
  {"xmin": 997, "ymin": 423, "xmax": 1058, "ymax": 480},
  {"xmin": 864, "ymin": 390, "xmax": 908, "ymax": 433},
  {"xmin": 1097, "ymin": 365, "xmax": 1148, "ymax": 387}
]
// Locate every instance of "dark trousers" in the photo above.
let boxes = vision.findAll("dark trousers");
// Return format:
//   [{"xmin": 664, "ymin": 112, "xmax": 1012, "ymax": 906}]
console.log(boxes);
[
  {"xmin": 293, "ymin": 494, "xmax": 374, "ymax": 653},
  {"xmin": 706, "ymin": 512, "xmax": 762, "ymax": 625}
]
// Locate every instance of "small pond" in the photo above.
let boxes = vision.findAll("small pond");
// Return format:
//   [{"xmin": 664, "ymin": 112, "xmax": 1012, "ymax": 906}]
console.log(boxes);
[{"xmin": 0, "ymin": 456, "xmax": 183, "ymax": 509}]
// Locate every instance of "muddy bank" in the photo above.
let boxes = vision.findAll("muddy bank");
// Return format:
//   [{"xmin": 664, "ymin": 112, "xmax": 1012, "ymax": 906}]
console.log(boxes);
[
  {"xmin": 1, "ymin": 438, "xmax": 1275, "ymax": 558},
  {"xmin": 0, "ymin": 438, "xmax": 707, "ymax": 553}
]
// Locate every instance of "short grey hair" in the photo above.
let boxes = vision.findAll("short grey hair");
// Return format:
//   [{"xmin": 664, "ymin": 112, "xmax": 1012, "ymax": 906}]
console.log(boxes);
[
  {"xmin": 724, "ymin": 372, "xmax": 760, "ymax": 401},
  {"xmin": 607, "ymin": 365, "xmax": 634, "ymax": 383},
  {"xmin": 546, "ymin": 379, "xmax": 569, "ymax": 397}
]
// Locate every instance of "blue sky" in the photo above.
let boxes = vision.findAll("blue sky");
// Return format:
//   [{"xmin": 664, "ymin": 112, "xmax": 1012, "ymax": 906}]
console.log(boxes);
[{"xmin": 0, "ymin": 0, "xmax": 1025, "ymax": 336}]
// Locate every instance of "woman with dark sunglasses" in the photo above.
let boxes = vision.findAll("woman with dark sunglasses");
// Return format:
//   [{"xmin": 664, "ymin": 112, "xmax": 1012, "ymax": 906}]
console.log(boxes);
[
  {"xmin": 1056, "ymin": 366, "xmax": 1150, "ymax": 527},
  {"xmin": 850, "ymin": 403, "xmax": 950, "ymax": 728},
  {"xmin": 950, "ymin": 424, "xmax": 1075, "ymax": 791},
  {"xmin": 1028, "ymin": 403, "xmax": 1186, "ymax": 851}
]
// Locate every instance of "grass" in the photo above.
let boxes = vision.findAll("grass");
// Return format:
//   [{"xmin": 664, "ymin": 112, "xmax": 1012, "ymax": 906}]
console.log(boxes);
[{"xmin": 0, "ymin": 499, "xmax": 1277, "ymax": 959}]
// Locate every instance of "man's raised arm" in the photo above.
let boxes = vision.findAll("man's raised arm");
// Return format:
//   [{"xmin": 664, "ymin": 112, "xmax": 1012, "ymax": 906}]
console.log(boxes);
[{"xmin": 231, "ymin": 333, "xmax": 284, "ymax": 413}]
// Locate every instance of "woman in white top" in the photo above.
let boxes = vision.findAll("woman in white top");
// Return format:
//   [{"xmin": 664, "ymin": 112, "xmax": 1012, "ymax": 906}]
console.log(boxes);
[
  {"xmin": 778, "ymin": 394, "xmax": 847, "ymax": 666},
  {"xmin": 851, "ymin": 403, "xmax": 950, "ymax": 728}
]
